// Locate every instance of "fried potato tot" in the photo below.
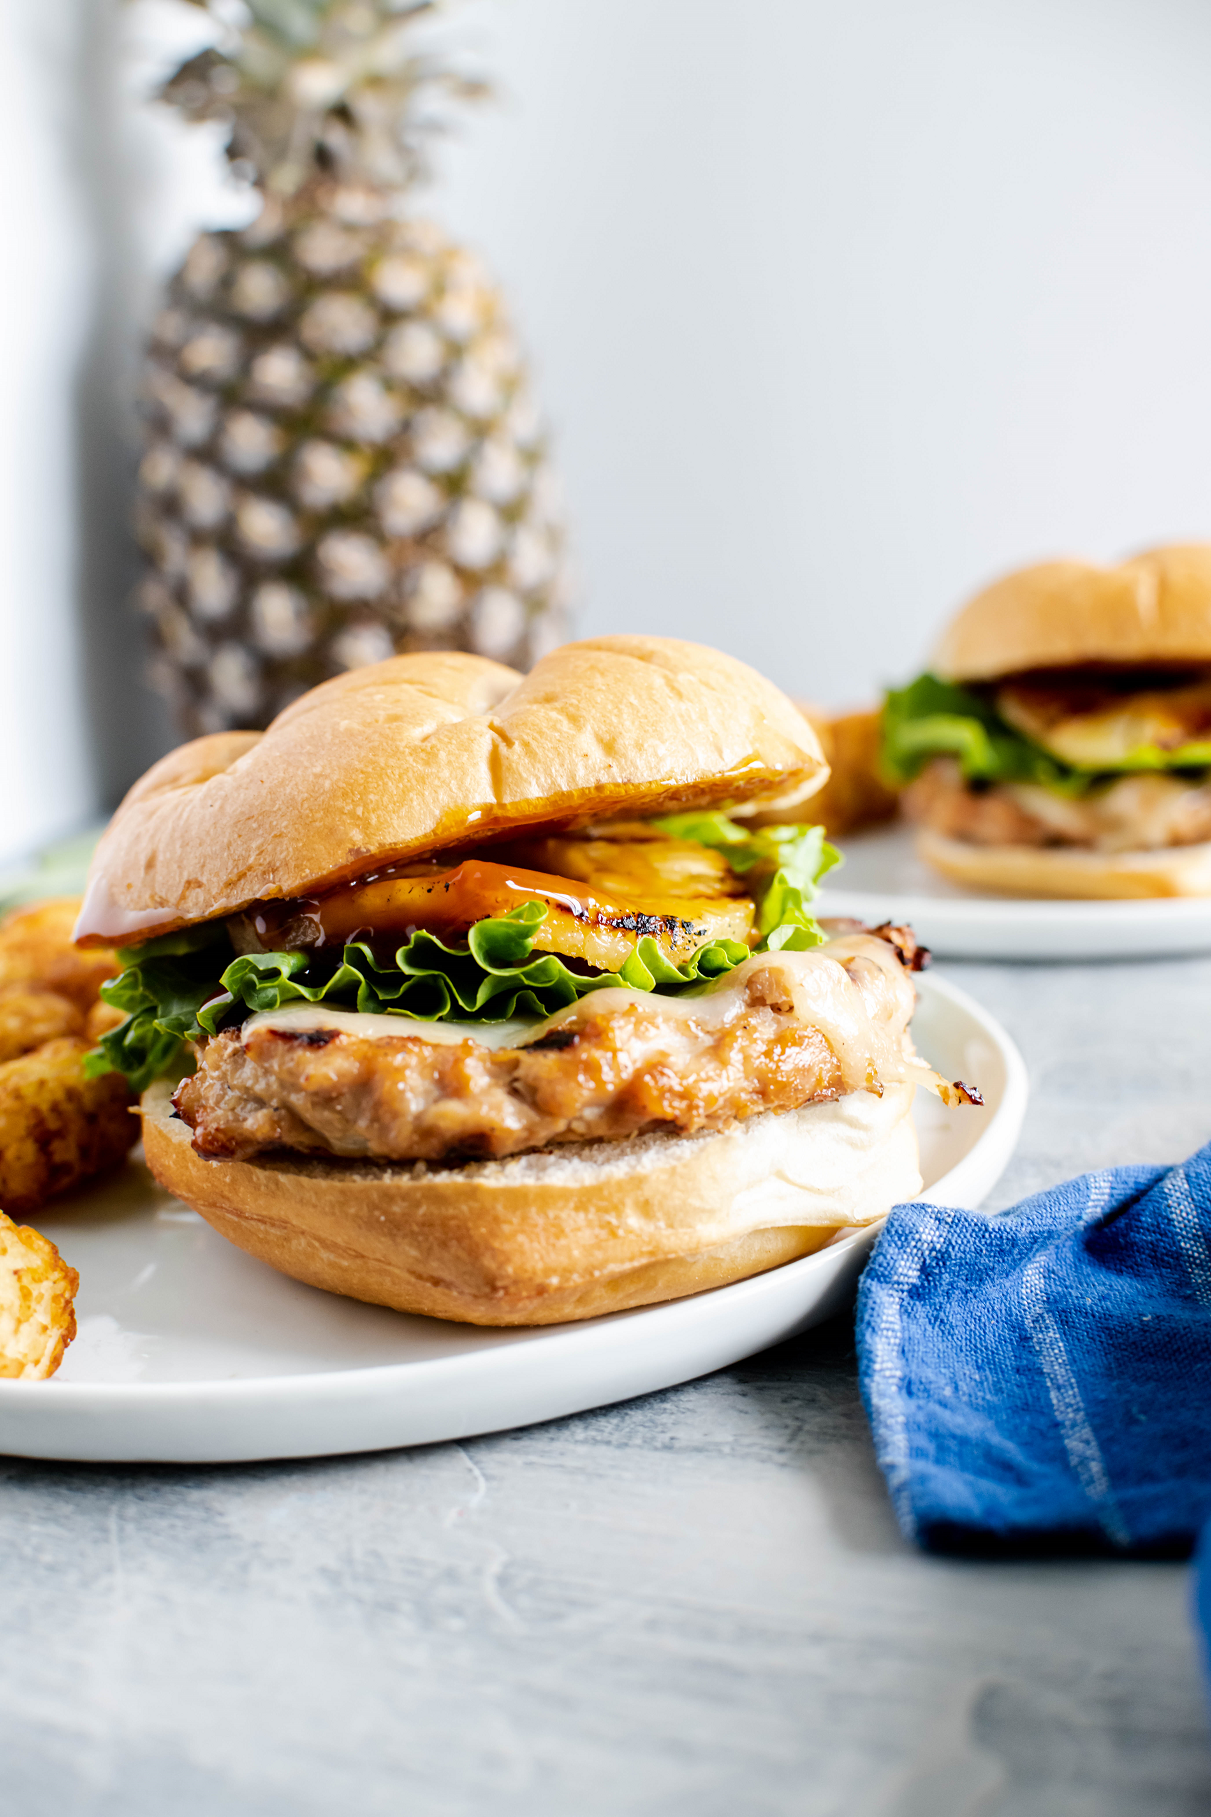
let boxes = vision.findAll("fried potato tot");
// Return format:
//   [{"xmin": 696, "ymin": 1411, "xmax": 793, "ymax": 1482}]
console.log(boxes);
[
  {"xmin": 0, "ymin": 897, "xmax": 119, "ymax": 1012},
  {"xmin": 0, "ymin": 1208, "xmax": 78, "ymax": 1379},
  {"xmin": 0, "ymin": 1038, "xmax": 136, "ymax": 1216},
  {"xmin": 85, "ymin": 998, "xmax": 127, "ymax": 1043},
  {"xmin": 0, "ymin": 988, "xmax": 84, "ymax": 1064}
]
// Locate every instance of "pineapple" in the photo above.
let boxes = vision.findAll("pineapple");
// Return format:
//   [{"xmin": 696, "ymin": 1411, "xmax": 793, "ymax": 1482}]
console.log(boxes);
[{"xmin": 136, "ymin": 0, "xmax": 570, "ymax": 736}]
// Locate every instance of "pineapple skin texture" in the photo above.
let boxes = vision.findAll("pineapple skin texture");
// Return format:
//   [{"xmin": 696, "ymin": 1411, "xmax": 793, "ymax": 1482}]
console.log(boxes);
[{"xmin": 137, "ymin": 180, "xmax": 570, "ymax": 736}]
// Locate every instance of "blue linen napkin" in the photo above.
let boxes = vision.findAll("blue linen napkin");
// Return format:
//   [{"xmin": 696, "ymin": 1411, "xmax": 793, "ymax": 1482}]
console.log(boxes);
[{"xmin": 855, "ymin": 1141, "xmax": 1211, "ymax": 1555}]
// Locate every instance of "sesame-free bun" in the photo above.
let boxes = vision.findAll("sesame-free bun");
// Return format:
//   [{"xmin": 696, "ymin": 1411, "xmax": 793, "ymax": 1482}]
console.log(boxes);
[
  {"xmin": 76, "ymin": 637, "xmax": 826, "ymax": 947},
  {"xmin": 934, "ymin": 544, "xmax": 1211, "ymax": 683},
  {"xmin": 917, "ymin": 828, "xmax": 1211, "ymax": 899},
  {"xmin": 140, "ymin": 1078, "xmax": 920, "ymax": 1326}
]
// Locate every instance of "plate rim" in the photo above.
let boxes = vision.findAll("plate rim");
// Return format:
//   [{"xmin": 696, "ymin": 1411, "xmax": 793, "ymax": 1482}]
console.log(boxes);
[
  {"xmin": 817, "ymin": 821, "xmax": 1211, "ymax": 946},
  {"xmin": 821, "ymin": 885, "xmax": 1211, "ymax": 925},
  {"xmin": 0, "ymin": 971, "xmax": 1027, "ymax": 1411}
]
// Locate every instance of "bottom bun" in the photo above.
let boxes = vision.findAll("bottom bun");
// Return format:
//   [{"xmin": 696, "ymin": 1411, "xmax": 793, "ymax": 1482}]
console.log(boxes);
[
  {"xmin": 917, "ymin": 829, "xmax": 1211, "ymax": 900},
  {"xmin": 141, "ymin": 1080, "xmax": 922, "ymax": 1326}
]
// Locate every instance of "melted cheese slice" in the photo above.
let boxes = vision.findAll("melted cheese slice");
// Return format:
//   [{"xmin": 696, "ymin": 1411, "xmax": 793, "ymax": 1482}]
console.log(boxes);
[
  {"xmin": 243, "ymin": 1005, "xmax": 539, "ymax": 1049},
  {"xmin": 242, "ymin": 938, "xmax": 962, "ymax": 1102}
]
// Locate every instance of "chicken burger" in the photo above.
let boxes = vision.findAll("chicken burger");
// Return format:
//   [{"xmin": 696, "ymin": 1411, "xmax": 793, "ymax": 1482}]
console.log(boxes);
[
  {"xmin": 884, "ymin": 545, "xmax": 1211, "ymax": 897},
  {"xmin": 77, "ymin": 636, "xmax": 974, "ymax": 1325}
]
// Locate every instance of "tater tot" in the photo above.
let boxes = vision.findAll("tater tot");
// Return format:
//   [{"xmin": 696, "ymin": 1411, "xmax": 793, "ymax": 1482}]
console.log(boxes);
[
  {"xmin": 0, "ymin": 1208, "xmax": 79, "ymax": 1379},
  {"xmin": 0, "ymin": 898, "xmax": 120, "ymax": 1012},
  {"xmin": 0, "ymin": 987, "xmax": 84, "ymax": 1064},
  {"xmin": 750, "ymin": 706, "xmax": 900, "ymax": 839},
  {"xmin": 85, "ymin": 998, "xmax": 128, "ymax": 1043},
  {"xmin": 0, "ymin": 1038, "xmax": 136, "ymax": 1216}
]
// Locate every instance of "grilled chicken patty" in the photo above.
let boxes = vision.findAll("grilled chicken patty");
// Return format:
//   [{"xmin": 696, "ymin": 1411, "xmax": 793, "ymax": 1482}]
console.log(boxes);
[
  {"xmin": 906, "ymin": 756, "xmax": 1211, "ymax": 853},
  {"xmin": 174, "ymin": 930, "xmax": 955, "ymax": 1166}
]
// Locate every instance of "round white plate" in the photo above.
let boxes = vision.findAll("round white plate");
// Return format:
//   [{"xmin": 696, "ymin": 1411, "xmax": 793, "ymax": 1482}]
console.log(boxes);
[
  {"xmin": 819, "ymin": 822, "xmax": 1211, "ymax": 961},
  {"xmin": 0, "ymin": 973, "xmax": 1026, "ymax": 1464}
]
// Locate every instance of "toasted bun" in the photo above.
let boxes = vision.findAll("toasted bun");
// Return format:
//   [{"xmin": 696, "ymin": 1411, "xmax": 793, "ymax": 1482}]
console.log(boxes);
[
  {"xmin": 917, "ymin": 828, "xmax": 1211, "ymax": 899},
  {"xmin": 76, "ymin": 637, "xmax": 826, "ymax": 946},
  {"xmin": 140, "ymin": 1080, "xmax": 920, "ymax": 1326},
  {"xmin": 933, "ymin": 544, "xmax": 1211, "ymax": 682}
]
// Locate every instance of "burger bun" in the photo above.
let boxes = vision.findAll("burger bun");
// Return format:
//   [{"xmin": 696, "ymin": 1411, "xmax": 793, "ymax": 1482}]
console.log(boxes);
[{"xmin": 141, "ymin": 1079, "xmax": 921, "ymax": 1326}]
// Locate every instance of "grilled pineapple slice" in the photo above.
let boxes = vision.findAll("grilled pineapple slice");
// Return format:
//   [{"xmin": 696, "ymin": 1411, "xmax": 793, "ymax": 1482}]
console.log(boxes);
[
  {"xmin": 997, "ymin": 674, "xmax": 1211, "ymax": 769},
  {"xmin": 497, "ymin": 832, "xmax": 755, "ymax": 952},
  {"xmin": 236, "ymin": 832, "xmax": 757, "ymax": 975},
  {"xmin": 513, "ymin": 831, "xmax": 745, "ymax": 902}
]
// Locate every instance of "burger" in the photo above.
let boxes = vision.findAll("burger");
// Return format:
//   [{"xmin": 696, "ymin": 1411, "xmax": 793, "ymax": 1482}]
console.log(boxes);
[
  {"xmin": 76, "ymin": 636, "xmax": 975, "ymax": 1326},
  {"xmin": 884, "ymin": 544, "xmax": 1211, "ymax": 898}
]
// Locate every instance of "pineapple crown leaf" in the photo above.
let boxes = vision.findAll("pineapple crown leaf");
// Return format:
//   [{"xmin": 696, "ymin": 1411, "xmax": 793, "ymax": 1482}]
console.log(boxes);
[
  {"xmin": 245, "ymin": 0, "xmax": 331, "ymax": 48},
  {"xmin": 152, "ymin": 0, "xmax": 486, "ymax": 196}
]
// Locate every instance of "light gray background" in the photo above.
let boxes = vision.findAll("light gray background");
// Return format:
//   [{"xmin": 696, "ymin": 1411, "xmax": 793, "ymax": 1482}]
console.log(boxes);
[{"xmin": 6, "ymin": 0, "xmax": 1211, "ymax": 860}]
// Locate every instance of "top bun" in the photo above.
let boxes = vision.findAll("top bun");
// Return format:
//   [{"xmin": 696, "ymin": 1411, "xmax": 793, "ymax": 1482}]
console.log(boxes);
[
  {"xmin": 933, "ymin": 544, "xmax": 1211, "ymax": 682},
  {"xmin": 76, "ymin": 636, "xmax": 826, "ymax": 946}
]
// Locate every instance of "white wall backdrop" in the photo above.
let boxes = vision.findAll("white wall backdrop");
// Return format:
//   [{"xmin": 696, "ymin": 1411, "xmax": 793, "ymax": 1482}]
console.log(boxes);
[
  {"xmin": 5, "ymin": 0, "xmax": 1211, "ymax": 862},
  {"xmin": 0, "ymin": 2, "xmax": 93, "ymax": 867}
]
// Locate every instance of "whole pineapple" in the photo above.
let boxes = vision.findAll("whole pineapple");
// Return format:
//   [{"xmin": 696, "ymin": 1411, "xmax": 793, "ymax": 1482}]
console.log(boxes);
[{"xmin": 136, "ymin": 0, "xmax": 570, "ymax": 736}]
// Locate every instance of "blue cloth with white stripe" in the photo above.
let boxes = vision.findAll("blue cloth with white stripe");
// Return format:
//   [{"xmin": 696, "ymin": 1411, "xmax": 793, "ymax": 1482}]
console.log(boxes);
[{"xmin": 855, "ymin": 1142, "xmax": 1211, "ymax": 1554}]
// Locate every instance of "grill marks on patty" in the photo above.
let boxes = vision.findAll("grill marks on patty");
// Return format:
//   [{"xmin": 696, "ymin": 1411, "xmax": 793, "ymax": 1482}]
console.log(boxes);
[{"xmin": 174, "ymin": 969, "xmax": 851, "ymax": 1165}]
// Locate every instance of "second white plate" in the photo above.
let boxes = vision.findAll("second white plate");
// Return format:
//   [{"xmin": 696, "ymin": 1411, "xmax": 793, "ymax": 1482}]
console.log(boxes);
[
  {"xmin": 0, "ymin": 972, "xmax": 1026, "ymax": 1465},
  {"xmin": 819, "ymin": 823, "xmax": 1211, "ymax": 960}
]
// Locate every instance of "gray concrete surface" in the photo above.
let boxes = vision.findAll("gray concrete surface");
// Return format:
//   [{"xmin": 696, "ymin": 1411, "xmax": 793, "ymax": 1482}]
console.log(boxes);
[{"xmin": 4, "ymin": 957, "xmax": 1211, "ymax": 1815}]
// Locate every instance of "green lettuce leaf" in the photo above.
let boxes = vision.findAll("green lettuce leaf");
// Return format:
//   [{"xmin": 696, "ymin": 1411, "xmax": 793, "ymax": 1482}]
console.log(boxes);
[
  {"xmin": 87, "ymin": 814, "xmax": 838, "ymax": 1089},
  {"xmin": 653, "ymin": 811, "xmax": 840, "ymax": 948},
  {"xmin": 83, "ymin": 925, "xmax": 236, "ymax": 1093},
  {"xmin": 194, "ymin": 906, "xmax": 753, "ymax": 1036},
  {"xmin": 881, "ymin": 672, "xmax": 1211, "ymax": 793},
  {"xmin": 881, "ymin": 673, "xmax": 1084, "ymax": 791}
]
